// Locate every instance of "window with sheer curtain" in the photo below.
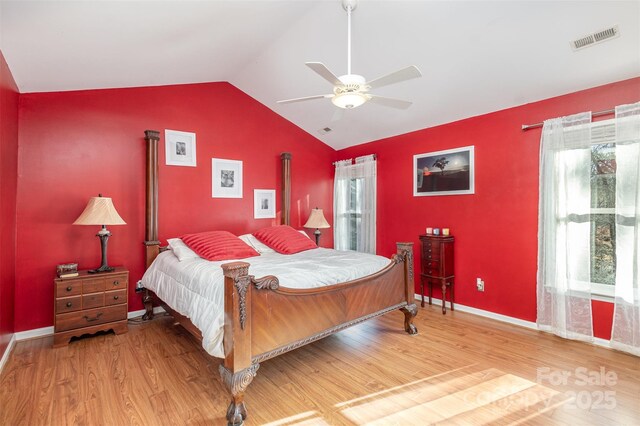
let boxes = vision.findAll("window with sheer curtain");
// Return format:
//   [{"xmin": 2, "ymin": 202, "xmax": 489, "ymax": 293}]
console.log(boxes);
[
  {"xmin": 333, "ymin": 155, "xmax": 376, "ymax": 254},
  {"xmin": 537, "ymin": 102, "xmax": 640, "ymax": 356}
]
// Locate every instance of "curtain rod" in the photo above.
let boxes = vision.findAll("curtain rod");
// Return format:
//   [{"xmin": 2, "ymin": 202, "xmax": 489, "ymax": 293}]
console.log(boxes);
[
  {"xmin": 332, "ymin": 154, "xmax": 377, "ymax": 166},
  {"xmin": 521, "ymin": 108, "xmax": 615, "ymax": 131}
]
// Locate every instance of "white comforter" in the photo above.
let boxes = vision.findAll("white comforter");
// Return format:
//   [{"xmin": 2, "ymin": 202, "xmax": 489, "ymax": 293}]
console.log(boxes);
[{"xmin": 140, "ymin": 248, "xmax": 390, "ymax": 357}]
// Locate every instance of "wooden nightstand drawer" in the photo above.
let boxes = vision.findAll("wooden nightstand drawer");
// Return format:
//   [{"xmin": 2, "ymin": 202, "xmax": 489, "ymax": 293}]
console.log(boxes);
[
  {"xmin": 56, "ymin": 281, "xmax": 82, "ymax": 298},
  {"xmin": 56, "ymin": 304, "xmax": 127, "ymax": 332},
  {"xmin": 106, "ymin": 274, "xmax": 127, "ymax": 291},
  {"xmin": 82, "ymin": 292, "xmax": 105, "ymax": 309},
  {"xmin": 105, "ymin": 289, "xmax": 126, "ymax": 306},
  {"xmin": 56, "ymin": 296, "xmax": 82, "ymax": 313},
  {"xmin": 82, "ymin": 278, "xmax": 105, "ymax": 293}
]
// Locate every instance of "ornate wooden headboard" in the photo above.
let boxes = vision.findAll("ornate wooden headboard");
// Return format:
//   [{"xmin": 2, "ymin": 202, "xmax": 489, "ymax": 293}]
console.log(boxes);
[{"xmin": 143, "ymin": 130, "xmax": 291, "ymax": 268}]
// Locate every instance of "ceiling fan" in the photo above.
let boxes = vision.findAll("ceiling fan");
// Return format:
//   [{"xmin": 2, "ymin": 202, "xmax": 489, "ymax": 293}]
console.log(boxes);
[{"xmin": 277, "ymin": 0, "xmax": 422, "ymax": 110}]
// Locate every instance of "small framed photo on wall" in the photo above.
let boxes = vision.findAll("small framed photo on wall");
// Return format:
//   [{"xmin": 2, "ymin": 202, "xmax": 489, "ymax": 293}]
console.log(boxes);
[
  {"xmin": 165, "ymin": 129, "xmax": 196, "ymax": 167},
  {"xmin": 414, "ymin": 145, "xmax": 475, "ymax": 196},
  {"xmin": 212, "ymin": 158, "xmax": 243, "ymax": 198},
  {"xmin": 254, "ymin": 189, "xmax": 276, "ymax": 219}
]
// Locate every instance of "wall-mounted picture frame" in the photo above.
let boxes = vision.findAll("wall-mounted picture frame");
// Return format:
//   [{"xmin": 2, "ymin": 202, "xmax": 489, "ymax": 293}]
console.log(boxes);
[
  {"xmin": 253, "ymin": 189, "xmax": 276, "ymax": 219},
  {"xmin": 212, "ymin": 158, "xmax": 243, "ymax": 198},
  {"xmin": 414, "ymin": 145, "xmax": 475, "ymax": 196},
  {"xmin": 165, "ymin": 129, "xmax": 196, "ymax": 167}
]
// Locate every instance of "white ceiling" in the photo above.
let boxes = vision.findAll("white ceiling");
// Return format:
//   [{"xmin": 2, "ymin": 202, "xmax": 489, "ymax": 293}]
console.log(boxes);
[{"xmin": 1, "ymin": 1, "xmax": 639, "ymax": 150}]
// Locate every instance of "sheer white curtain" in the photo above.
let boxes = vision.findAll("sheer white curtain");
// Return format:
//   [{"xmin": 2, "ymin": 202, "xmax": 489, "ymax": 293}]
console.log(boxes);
[
  {"xmin": 333, "ymin": 155, "xmax": 377, "ymax": 253},
  {"xmin": 537, "ymin": 112, "xmax": 594, "ymax": 341},
  {"xmin": 612, "ymin": 102, "xmax": 640, "ymax": 356}
]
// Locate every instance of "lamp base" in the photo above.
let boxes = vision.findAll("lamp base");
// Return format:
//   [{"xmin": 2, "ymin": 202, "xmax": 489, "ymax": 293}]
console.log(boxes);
[{"xmin": 88, "ymin": 265, "xmax": 115, "ymax": 274}]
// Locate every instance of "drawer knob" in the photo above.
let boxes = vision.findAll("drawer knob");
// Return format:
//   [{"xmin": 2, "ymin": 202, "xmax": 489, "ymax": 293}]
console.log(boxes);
[
  {"xmin": 113, "ymin": 281, "xmax": 119, "ymax": 286},
  {"xmin": 83, "ymin": 313, "xmax": 103, "ymax": 322},
  {"xmin": 113, "ymin": 295, "xmax": 119, "ymax": 300},
  {"xmin": 66, "ymin": 302, "xmax": 72, "ymax": 307},
  {"xmin": 66, "ymin": 286, "xmax": 72, "ymax": 292}
]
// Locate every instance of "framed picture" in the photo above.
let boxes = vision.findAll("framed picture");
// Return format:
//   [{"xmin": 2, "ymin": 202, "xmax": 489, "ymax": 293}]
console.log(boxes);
[
  {"xmin": 253, "ymin": 189, "xmax": 276, "ymax": 219},
  {"xmin": 165, "ymin": 129, "xmax": 196, "ymax": 167},
  {"xmin": 413, "ymin": 145, "xmax": 475, "ymax": 196},
  {"xmin": 212, "ymin": 158, "xmax": 243, "ymax": 198}
]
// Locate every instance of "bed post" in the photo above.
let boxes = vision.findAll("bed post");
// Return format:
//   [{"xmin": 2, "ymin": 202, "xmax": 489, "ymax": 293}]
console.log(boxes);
[
  {"xmin": 143, "ymin": 129, "xmax": 161, "ymax": 320},
  {"xmin": 281, "ymin": 152, "xmax": 291, "ymax": 226},
  {"xmin": 220, "ymin": 262, "xmax": 259, "ymax": 426},
  {"xmin": 397, "ymin": 242, "xmax": 418, "ymax": 334}
]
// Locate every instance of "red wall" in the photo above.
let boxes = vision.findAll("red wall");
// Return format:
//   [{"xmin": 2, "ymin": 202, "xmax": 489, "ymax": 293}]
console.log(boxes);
[
  {"xmin": 15, "ymin": 82, "xmax": 335, "ymax": 332},
  {"xmin": 338, "ymin": 77, "xmax": 640, "ymax": 339},
  {"xmin": 0, "ymin": 50, "xmax": 19, "ymax": 357}
]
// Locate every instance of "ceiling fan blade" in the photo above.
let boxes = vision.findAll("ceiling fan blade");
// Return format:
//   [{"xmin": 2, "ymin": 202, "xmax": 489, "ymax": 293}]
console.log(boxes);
[
  {"xmin": 305, "ymin": 62, "xmax": 342, "ymax": 86},
  {"xmin": 277, "ymin": 94, "xmax": 333, "ymax": 104},
  {"xmin": 366, "ymin": 65, "xmax": 422, "ymax": 90},
  {"xmin": 367, "ymin": 95, "xmax": 413, "ymax": 109}
]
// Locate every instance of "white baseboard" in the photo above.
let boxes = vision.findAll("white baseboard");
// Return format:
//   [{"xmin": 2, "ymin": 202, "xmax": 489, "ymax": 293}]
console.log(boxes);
[
  {"xmin": 0, "ymin": 334, "xmax": 16, "ymax": 374},
  {"xmin": 415, "ymin": 295, "xmax": 613, "ymax": 350},
  {"xmin": 15, "ymin": 326, "xmax": 54, "ymax": 341},
  {"xmin": 12, "ymin": 306, "xmax": 167, "ymax": 342}
]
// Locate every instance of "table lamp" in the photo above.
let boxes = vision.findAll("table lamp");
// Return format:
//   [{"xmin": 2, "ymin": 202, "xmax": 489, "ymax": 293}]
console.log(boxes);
[
  {"xmin": 73, "ymin": 194, "xmax": 126, "ymax": 273},
  {"xmin": 304, "ymin": 208, "xmax": 330, "ymax": 245}
]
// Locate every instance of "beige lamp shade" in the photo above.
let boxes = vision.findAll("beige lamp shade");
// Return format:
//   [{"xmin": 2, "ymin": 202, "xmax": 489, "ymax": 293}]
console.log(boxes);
[
  {"xmin": 73, "ymin": 196, "xmax": 126, "ymax": 226},
  {"xmin": 304, "ymin": 208, "xmax": 330, "ymax": 229}
]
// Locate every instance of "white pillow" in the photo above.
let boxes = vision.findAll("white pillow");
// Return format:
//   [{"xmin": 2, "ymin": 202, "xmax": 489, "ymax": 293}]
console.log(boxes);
[
  {"xmin": 298, "ymin": 230, "xmax": 311, "ymax": 239},
  {"xmin": 167, "ymin": 238, "xmax": 201, "ymax": 261},
  {"xmin": 239, "ymin": 234, "xmax": 275, "ymax": 254}
]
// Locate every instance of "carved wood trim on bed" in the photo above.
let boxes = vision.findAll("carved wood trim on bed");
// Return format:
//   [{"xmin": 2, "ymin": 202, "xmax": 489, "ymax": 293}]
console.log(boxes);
[{"xmin": 141, "ymin": 130, "xmax": 417, "ymax": 426}]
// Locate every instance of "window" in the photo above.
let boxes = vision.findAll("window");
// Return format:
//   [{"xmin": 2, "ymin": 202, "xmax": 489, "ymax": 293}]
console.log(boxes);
[{"xmin": 590, "ymin": 124, "xmax": 617, "ymax": 297}]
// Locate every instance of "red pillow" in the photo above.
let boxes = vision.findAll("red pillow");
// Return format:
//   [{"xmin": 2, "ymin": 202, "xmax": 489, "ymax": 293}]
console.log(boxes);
[
  {"xmin": 253, "ymin": 225, "xmax": 317, "ymax": 254},
  {"xmin": 181, "ymin": 231, "xmax": 259, "ymax": 261}
]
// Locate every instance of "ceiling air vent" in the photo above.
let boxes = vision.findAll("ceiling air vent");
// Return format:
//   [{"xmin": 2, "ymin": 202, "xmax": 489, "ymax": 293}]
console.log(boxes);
[
  {"xmin": 318, "ymin": 127, "xmax": 332, "ymax": 135},
  {"xmin": 571, "ymin": 25, "xmax": 620, "ymax": 51}
]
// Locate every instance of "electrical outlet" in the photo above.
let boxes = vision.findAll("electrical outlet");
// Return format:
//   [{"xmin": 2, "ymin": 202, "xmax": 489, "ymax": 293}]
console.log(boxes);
[{"xmin": 476, "ymin": 277, "xmax": 485, "ymax": 292}]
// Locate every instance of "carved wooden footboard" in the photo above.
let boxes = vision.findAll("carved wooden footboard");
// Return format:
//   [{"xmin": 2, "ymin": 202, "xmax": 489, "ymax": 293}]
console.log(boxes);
[{"xmin": 141, "ymin": 130, "xmax": 418, "ymax": 425}]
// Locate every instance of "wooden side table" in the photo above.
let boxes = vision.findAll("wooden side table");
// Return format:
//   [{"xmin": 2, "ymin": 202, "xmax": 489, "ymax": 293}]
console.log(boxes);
[
  {"xmin": 419, "ymin": 235, "xmax": 454, "ymax": 314},
  {"xmin": 53, "ymin": 267, "xmax": 129, "ymax": 347}
]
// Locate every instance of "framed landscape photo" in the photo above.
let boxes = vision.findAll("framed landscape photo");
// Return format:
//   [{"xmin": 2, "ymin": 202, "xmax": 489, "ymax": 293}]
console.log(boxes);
[
  {"xmin": 212, "ymin": 158, "xmax": 243, "ymax": 198},
  {"xmin": 253, "ymin": 189, "xmax": 276, "ymax": 219},
  {"xmin": 165, "ymin": 129, "xmax": 196, "ymax": 167},
  {"xmin": 413, "ymin": 146, "xmax": 475, "ymax": 196}
]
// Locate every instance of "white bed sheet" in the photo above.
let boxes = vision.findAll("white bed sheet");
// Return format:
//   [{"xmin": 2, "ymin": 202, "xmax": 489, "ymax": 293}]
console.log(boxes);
[{"xmin": 140, "ymin": 248, "xmax": 390, "ymax": 358}]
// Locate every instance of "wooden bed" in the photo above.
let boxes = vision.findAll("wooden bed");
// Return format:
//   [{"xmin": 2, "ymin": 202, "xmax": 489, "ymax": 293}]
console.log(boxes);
[{"xmin": 140, "ymin": 130, "xmax": 418, "ymax": 426}]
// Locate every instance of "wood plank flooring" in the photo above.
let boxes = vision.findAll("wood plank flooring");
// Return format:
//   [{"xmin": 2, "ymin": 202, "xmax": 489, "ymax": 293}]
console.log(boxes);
[{"xmin": 1, "ymin": 304, "xmax": 638, "ymax": 425}]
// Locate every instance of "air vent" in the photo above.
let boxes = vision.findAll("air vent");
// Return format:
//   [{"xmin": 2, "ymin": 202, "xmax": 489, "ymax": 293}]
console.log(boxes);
[
  {"xmin": 318, "ymin": 127, "xmax": 332, "ymax": 135},
  {"xmin": 571, "ymin": 25, "xmax": 619, "ymax": 51}
]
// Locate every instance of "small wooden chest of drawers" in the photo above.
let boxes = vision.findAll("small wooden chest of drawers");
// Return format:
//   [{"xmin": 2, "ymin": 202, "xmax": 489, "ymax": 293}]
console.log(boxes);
[
  {"xmin": 419, "ymin": 235, "xmax": 455, "ymax": 314},
  {"xmin": 53, "ymin": 268, "xmax": 129, "ymax": 347}
]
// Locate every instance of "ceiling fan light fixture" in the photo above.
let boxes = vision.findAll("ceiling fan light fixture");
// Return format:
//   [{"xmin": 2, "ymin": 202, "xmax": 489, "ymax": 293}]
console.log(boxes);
[{"xmin": 332, "ymin": 92, "xmax": 367, "ymax": 109}]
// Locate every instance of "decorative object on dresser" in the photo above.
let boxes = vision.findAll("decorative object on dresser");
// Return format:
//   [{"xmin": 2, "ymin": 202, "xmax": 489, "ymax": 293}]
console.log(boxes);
[
  {"xmin": 56, "ymin": 262, "xmax": 78, "ymax": 278},
  {"xmin": 419, "ymin": 234, "xmax": 455, "ymax": 314},
  {"xmin": 165, "ymin": 129, "xmax": 197, "ymax": 167},
  {"xmin": 73, "ymin": 194, "xmax": 126, "ymax": 273},
  {"xmin": 53, "ymin": 268, "xmax": 129, "ymax": 347},
  {"xmin": 304, "ymin": 207, "xmax": 331, "ymax": 245}
]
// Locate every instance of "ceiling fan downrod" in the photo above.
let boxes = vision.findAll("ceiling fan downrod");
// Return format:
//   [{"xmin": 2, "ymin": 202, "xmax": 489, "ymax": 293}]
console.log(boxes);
[{"xmin": 343, "ymin": 0, "xmax": 357, "ymax": 76}]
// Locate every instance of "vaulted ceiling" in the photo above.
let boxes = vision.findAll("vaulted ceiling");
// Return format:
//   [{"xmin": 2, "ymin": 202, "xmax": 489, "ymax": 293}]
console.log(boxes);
[{"xmin": 1, "ymin": 1, "xmax": 638, "ymax": 149}]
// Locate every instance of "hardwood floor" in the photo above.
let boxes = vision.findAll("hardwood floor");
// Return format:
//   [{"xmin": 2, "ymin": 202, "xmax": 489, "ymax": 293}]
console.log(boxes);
[{"xmin": 1, "ymin": 304, "xmax": 638, "ymax": 425}]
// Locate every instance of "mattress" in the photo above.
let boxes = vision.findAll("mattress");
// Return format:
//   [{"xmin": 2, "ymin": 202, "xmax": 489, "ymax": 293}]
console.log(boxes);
[{"xmin": 140, "ymin": 248, "xmax": 391, "ymax": 357}]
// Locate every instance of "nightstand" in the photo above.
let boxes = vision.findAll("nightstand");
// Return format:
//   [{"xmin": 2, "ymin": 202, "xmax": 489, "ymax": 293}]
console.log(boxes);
[
  {"xmin": 419, "ymin": 235, "xmax": 455, "ymax": 314},
  {"xmin": 53, "ymin": 267, "xmax": 129, "ymax": 347}
]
